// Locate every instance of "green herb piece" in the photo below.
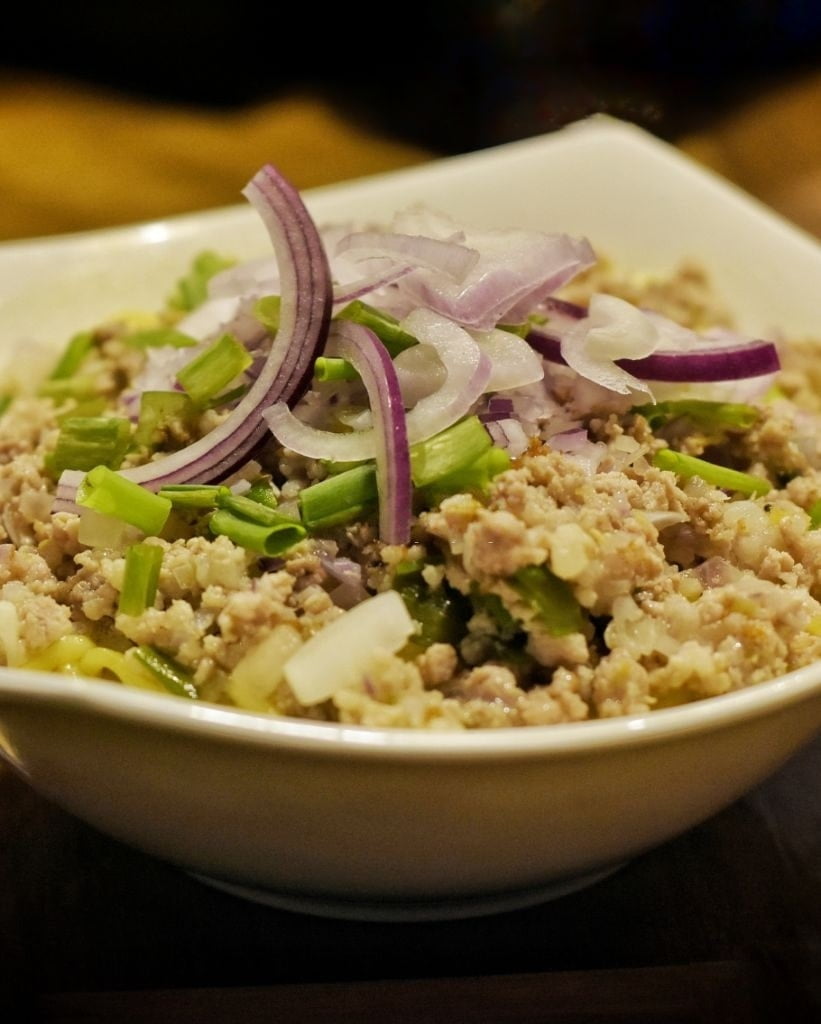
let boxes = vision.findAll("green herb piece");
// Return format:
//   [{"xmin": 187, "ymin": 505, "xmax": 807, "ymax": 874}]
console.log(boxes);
[
  {"xmin": 253, "ymin": 295, "xmax": 281, "ymax": 333},
  {"xmin": 314, "ymin": 356, "xmax": 361, "ymax": 383},
  {"xmin": 38, "ymin": 377, "xmax": 100, "ymax": 401},
  {"xmin": 133, "ymin": 645, "xmax": 198, "ymax": 699},
  {"xmin": 49, "ymin": 330, "xmax": 95, "ymax": 380},
  {"xmin": 299, "ymin": 463, "xmax": 377, "ymax": 530},
  {"xmin": 208, "ymin": 509, "xmax": 306, "ymax": 556},
  {"xmin": 167, "ymin": 250, "xmax": 235, "ymax": 312},
  {"xmin": 410, "ymin": 416, "xmax": 493, "ymax": 488},
  {"xmin": 634, "ymin": 399, "xmax": 758, "ymax": 432},
  {"xmin": 176, "ymin": 333, "xmax": 252, "ymax": 406},
  {"xmin": 510, "ymin": 565, "xmax": 584, "ymax": 636},
  {"xmin": 652, "ymin": 448, "xmax": 771, "ymax": 496},
  {"xmin": 245, "ymin": 477, "xmax": 279, "ymax": 509},
  {"xmin": 77, "ymin": 466, "xmax": 172, "ymax": 536},
  {"xmin": 118, "ymin": 543, "xmax": 163, "ymax": 616},
  {"xmin": 48, "ymin": 417, "xmax": 132, "ymax": 474},
  {"xmin": 157, "ymin": 483, "xmax": 227, "ymax": 509},
  {"xmin": 126, "ymin": 327, "xmax": 198, "ymax": 349},
  {"xmin": 336, "ymin": 300, "xmax": 418, "ymax": 356},
  {"xmin": 418, "ymin": 447, "xmax": 510, "ymax": 507},
  {"xmin": 134, "ymin": 391, "xmax": 197, "ymax": 447},
  {"xmin": 397, "ymin": 581, "xmax": 470, "ymax": 649},
  {"xmin": 0, "ymin": 395, "xmax": 13, "ymax": 418},
  {"xmin": 809, "ymin": 500, "xmax": 821, "ymax": 529}
]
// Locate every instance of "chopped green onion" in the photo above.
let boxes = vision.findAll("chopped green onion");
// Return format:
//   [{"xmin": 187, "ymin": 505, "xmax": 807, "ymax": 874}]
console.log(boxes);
[
  {"xmin": 336, "ymin": 300, "xmax": 417, "ymax": 356},
  {"xmin": 511, "ymin": 565, "xmax": 584, "ymax": 636},
  {"xmin": 47, "ymin": 417, "xmax": 132, "ymax": 474},
  {"xmin": 157, "ymin": 483, "xmax": 227, "ymax": 509},
  {"xmin": 49, "ymin": 330, "xmax": 95, "ymax": 380},
  {"xmin": 176, "ymin": 333, "xmax": 252, "ymax": 406},
  {"xmin": 118, "ymin": 543, "xmax": 163, "ymax": 616},
  {"xmin": 809, "ymin": 500, "xmax": 821, "ymax": 529},
  {"xmin": 299, "ymin": 463, "xmax": 377, "ymax": 529},
  {"xmin": 653, "ymin": 448, "xmax": 771, "ymax": 496},
  {"xmin": 419, "ymin": 446, "xmax": 511, "ymax": 505},
  {"xmin": 245, "ymin": 477, "xmax": 279, "ymax": 509},
  {"xmin": 133, "ymin": 645, "xmax": 198, "ymax": 699},
  {"xmin": 0, "ymin": 395, "xmax": 12, "ymax": 419},
  {"xmin": 314, "ymin": 356, "xmax": 361, "ymax": 382},
  {"xmin": 167, "ymin": 250, "xmax": 235, "ymax": 312},
  {"xmin": 204, "ymin": 383, "xmax": 248, "ymax": 409},
  {"xmin": 55, "ymin": 397, "xmax": 107, "ymax": 423},
  {"xmin": 634, "ymin": 399, "xmax": 758, "ymax": 432},
  {"xmin": 397, "ymin": 581, "xmax": 470, "ymax": 648},
  {"xmin": 253, "ymin": 295, "xmax": 281, "ymax": 333},
  {"xmin": 410, "ymin": 416, "xmax": 492, "ymax": 487},
  {"xmin": 126, "ymin": 327, "xmax": 198, "ymax": 349},
  {"xmin": 209, "ymin": 509, "xmax": 306, "ymax": 555},
  {"xmin": 77, "ymin": 466, "xmax": 172, "ymax": 535},
  {"xmin": 135, "ymin": 391, "xmax": 197, "ymax": 447},
  {"xmin": 38, "ymin": 377, "xmax": 100, "ymax": 401},
  {"xmin": 214, "ymin": 490, "xmax": 293, "ymax": 526}
]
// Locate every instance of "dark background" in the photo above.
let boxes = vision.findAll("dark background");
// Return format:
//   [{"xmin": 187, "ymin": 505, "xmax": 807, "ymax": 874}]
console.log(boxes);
[{"xmin": 2, "ymin": 1, "xmax": 819, "ymax": 154}]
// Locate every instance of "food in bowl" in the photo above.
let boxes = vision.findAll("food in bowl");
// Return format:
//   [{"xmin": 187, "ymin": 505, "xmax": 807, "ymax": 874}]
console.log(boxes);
[{"xmin": 2, "ymin": 163, "xmax": 821, "ymax": 730}]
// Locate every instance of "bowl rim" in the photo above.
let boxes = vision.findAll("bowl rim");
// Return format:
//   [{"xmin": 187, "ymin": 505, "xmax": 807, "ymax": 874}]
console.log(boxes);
[{"xmin": 1, "ymin": 659, "xmax": 819, "ymax": 762}]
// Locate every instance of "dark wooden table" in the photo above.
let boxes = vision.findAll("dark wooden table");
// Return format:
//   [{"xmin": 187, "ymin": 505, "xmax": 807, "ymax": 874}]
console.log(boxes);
[{"xmin": 2, "ymin": 735, "xmax": 819, "ymax": 1024}]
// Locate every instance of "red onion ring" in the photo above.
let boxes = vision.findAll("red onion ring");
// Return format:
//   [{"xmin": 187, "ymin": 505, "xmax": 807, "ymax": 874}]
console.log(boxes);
[
  {"xmin": 334, "ymin": 321, "xmax": 412, "ymax": 545},
  {"xmin": 59, "ymin": 164, "xmax": 332, "ymax": 498},
  {"xmin": 527, "ymin": 326, "xmax": 780, "ymax": 382}
]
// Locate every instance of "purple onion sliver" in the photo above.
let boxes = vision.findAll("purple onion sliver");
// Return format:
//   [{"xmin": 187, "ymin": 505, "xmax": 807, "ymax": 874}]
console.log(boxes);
[{"xmin": 335, "ymin": 321, "xmax": 412, "ymax": 546}]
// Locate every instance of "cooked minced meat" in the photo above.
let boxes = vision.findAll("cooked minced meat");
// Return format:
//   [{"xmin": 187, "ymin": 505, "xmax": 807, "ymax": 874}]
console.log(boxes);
[{"xmin": 4, "ymin": 191, "xmax": 821, "ymax": 729}]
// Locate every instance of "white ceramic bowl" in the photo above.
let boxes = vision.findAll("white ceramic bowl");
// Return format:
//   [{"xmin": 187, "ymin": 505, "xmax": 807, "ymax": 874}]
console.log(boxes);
[{"xmin": 1, "ymin": 117, "xmax": 820, "ymax": 921}]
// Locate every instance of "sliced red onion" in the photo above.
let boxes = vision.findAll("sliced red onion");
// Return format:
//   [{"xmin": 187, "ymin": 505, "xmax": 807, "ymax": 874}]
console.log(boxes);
[
  {"xmin": 264, "ymin": 309, "xmax": 491, "ymax": 462},
  {"xmin": 472, "ymin": 327, "xmax": 544, "ymax": 392},
  {"xmin": 336, "ymin": 230, "xmax": 479, "ymax": 282},
  {"xmin": 333, "ymin": 321, "xmax": 411, "ymax": 545},
  {"xmin": 60, "ymin": 165, "xmax": 332, "ymax": 499},
  {"xmin": 485, "ymin": 418, "xmax": 531, "ymax": 457},
  {"xmin": 479, "ymin": 396, "xmax": 515, "ymax": 423},
  {"xmin": 528, "ymin": 292, "xmax": 781, "ymax": 388},
  {"xmin": 380, "ymin": 208, "xmax": 595, "ymax": 330},
  {"xmin": 331, "ymin": 265, "xmax": 412, "ymax": 307}
]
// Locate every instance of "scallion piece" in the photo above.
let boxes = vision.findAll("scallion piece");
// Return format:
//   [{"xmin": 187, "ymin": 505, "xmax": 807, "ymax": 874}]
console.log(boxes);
[
  {"xmin": 511, "ymin": 565, "xmax": 584, "ymax": 636},
  {"xmin": 176, "ymin": 333, "xmax": 252, "ymax": 407},
  {"xmin": 126, "ymin": 327, "xmax": 198, "ymax": 349},
  {"xmin": 314, "ymin": 356, "xmax": 361, "ymax": 382},
  {"xmin": 48, "ymin": 417, "xmax": 133, "ymax": 474},
  {"xmin": 419, "ymin": 446, "xmax": 511, "ymax": 505},
  {"xmin": 634, "ymin": 399, "xmax": 758, "ymax": 432},
  {"xmin": 653, "ymin": 448, "xmax": 771, "ymax": 496},
  {"xmin": 157, "ymin": 483, "xmax": 227, "ymax": 508},
  {"xmin": 809, "ymin": 500, "xmax": 821, "ymax": 529},
  {"xmin": 253, "ymin": 295, "xmax": 281, "ymax": 333},
  {"xmin": 118, "ymin": 542, "xmax": 163, "ymax": 616},
  {"xmin": 77, "ymin": 466, "xmax": 172, "ymax": 535},
  {"xmin": 299, "ymin": 463, "xmax": 377, "ymax": 530},
  {"xmin": 38, "ymin": 377, "xmax": 100, "ymax": 401},
  {"xmin": 209, "ymin": 508, "xmax": 306, "ymax": 555},
  {"xmin": 135, "ymin": 391, "xmax": 197, "ymax": 447},
  {"xmin": 0, "ymin": 395, "xmax": 12, "ymax": 418},
  {"xmin": 245, "ymin": 477, "xmax": 279, "ymax": 509},
  {"xmin": 49, "ymin": 330, "xmax": 95, "ymax": 380},
  {"xmin": 167, "ymin": 250, "xmax": 235, "ymax": 312},
  {"xmin": 133, "ymin": 645, "xmax": 198, "ymax": 699},
  {"xmin": 336, "ymin": 300, "xmax": 417, "ymax": 356},
  {"xmin": 410, "ymin": 416, "xmax": 492, "ymax": 487}
]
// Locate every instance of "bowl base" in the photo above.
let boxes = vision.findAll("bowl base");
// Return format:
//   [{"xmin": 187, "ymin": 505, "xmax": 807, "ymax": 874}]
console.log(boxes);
[{"xmin": 190, "ymin": 862, "xmax": 625, "ymax": 922}]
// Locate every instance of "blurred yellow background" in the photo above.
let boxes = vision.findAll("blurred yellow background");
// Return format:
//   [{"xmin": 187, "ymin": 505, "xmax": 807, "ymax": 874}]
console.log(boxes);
[{"xmin": 0, "ymin": 67, "xmax": 820, "ymax": 242}]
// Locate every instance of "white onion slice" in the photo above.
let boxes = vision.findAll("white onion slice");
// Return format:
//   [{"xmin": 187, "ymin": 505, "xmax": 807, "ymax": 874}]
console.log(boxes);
[
  {"xmin": 264, "ymin": 309, "xmax": 491, "ymax": 462},
  {"xmin": 472, "ymin": 327, "xmax": 545, "ymax": 392},
  {"xmin": 283, "ymin": 590, "xmax": 415, "ymax": 705}
]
